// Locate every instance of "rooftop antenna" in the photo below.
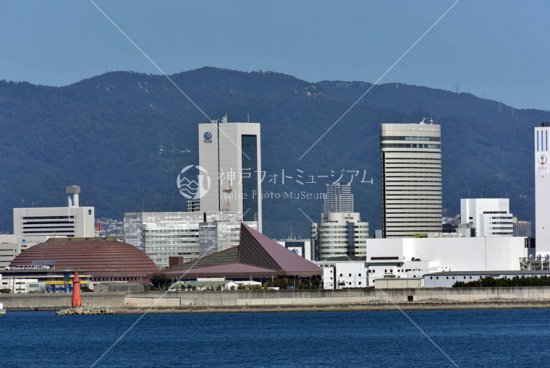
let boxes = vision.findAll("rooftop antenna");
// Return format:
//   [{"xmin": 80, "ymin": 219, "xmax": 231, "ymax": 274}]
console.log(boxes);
[{"xmin": 221, "ymin": 114, "xmax": 228, "ymax": 124}]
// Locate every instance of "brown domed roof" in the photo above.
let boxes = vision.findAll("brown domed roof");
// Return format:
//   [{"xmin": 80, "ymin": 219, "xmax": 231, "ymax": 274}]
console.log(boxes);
[{"xmin": 10, "ymin": 237, "xmax": 158, "ymax": 282}]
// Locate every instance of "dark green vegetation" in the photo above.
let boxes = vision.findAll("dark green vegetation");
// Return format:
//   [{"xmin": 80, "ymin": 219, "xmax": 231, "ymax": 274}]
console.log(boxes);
[
  {"xmin": 0, "ymin": 67, "xmax": 548, "ymax": 237},
  {"xmin": 454, "ymin": 276, "xmax": 550, "ymax": 287}
]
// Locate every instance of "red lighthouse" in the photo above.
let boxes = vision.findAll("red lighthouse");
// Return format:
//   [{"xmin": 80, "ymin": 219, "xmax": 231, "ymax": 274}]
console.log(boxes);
[{"xmin": 72, "ymin": 272, "xmax": 81, "ymax": 308}]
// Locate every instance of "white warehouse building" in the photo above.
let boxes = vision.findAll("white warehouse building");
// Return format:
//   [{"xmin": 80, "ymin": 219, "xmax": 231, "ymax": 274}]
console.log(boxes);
[{"xmin": 365, "ymin": 236, "xmax": 531, "ymax": 286}]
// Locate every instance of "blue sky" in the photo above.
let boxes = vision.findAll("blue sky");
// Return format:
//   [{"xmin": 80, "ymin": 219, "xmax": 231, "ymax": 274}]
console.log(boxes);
[{"xmin": 1, "ymin": 0, "xmax": 549, "ymax": 110}]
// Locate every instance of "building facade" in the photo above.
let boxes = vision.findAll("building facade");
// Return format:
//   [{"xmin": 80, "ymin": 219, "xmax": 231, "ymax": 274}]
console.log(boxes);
[
  {"xmin": 535, "ymin": 124, "xmax": 550, "ymax": 254},
  {"xmin": 13, "ymin": 186, "xmax": 95, "ymax": 246},
  {"xmin": 317, "ymin": 261, "xmax": 367, "ymax": 289},
  {"xmin": 0, "ymin": 235, "xmax": 25, "ymax": 269},
  {"xmin": 513, "ymin": 218, "xmax": 532, "ymax": 237},
  {"xmin": 312, "ymin": 212, "xmax": 369, "ymax": 261},
  {"xmin": 198, "ymin": 117, "xmax": 263, "ymax": 232},
  {"xmin": 124, "ymin": 211, "xmax": 256, "ymax": 268},
  {"xmin": 381, "ymin": 120, "xmax": 442, "ymax": 237},
  {"xmin": 324, "ymin": 183, "xmax": 354, "ymax": 213},
  {"xmin": 460, "ymin": 198, "xmax": 514, "ymax": 237}
]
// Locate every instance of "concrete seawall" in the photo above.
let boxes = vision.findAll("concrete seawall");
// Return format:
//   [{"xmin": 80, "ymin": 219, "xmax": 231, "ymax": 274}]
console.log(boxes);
[
  {"xmin": 0, "ymin": 293, "xmax": 126, "ymax": 310},
  {"xmin": 3, "ymin": 288, "xmax": 550, "ymax": 312},
  {"xmin": 125, "ymin": 287, "xmax": 550, "ymax": 308}
]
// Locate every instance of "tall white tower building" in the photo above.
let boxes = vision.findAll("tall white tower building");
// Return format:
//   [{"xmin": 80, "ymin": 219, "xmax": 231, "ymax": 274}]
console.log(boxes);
[
  {"xmin": 381, "ymin": 119, "xmax": 442, "ymax": 237},
  {"xmin": 198, "ymin": 117, "xmax": 262, "ymax": 232},
  {"xmin": 535, "ymin": 124, "xmax": 550, "ymax": 254}
]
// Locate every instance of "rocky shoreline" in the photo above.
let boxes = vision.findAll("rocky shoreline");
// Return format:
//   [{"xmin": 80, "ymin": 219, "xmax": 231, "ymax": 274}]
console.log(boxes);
[{"xmin": 56, "ymin": 307, "xmax": 113, "ymax": 316}]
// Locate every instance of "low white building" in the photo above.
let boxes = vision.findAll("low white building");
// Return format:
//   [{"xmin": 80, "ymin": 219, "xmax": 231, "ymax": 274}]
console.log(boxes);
[
  {"xmin": 317, "ymin": 261, "xmax": 367, "ymax": 289},
  {"xmin": 374, "ymin": 278, "xmax": 424, "ymax": 289},
  {"xmin": 424, "ymin": 270, "xmax": 550, "ymax": 288},
  {"xmin": 0, "ymin": 276, "xmax": 41, "ymax": 293},
  {"xmin": 365, "ymin": 236, "xmax": 530, "ymax": 286},
  {"xmin": 460, "ymin": 198, "xmax": 514, "ymax": 237}
]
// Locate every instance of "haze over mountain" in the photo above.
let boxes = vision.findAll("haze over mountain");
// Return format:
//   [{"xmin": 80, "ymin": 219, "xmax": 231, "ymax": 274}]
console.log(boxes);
[{"xmin": 0, "ymin": 67, "xmax": 546, "ymax": 238}]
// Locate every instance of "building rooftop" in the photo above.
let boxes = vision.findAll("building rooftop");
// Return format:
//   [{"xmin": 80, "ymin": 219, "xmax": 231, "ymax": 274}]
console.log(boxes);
[{"xmin": 9, "ymin": 237, "xmax": 158, "ymax": 282}]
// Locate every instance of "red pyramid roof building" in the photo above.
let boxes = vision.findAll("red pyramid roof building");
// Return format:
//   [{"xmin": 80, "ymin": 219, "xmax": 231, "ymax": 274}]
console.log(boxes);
[{"xmin": 162, "ymin": 224, "xmax": 322, "ymax": 279}]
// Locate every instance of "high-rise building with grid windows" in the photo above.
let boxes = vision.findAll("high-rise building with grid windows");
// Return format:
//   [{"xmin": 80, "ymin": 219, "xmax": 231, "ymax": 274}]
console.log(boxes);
[
  {"xmin": 381, "ymin": 119, "xmax": 442, "ymax": 237},
  {"xmin": 324, "ymin": 183, "xmax": 354, "ymax": 213}
]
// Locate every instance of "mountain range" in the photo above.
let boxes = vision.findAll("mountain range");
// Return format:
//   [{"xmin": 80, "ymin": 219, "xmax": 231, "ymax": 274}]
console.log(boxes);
[{"xmin": 0, "ymin": 67, "xmax": 548, "ymax": 238}]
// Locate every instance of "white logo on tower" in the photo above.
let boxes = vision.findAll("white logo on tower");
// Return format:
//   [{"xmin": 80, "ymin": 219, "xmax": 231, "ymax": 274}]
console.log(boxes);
[
  {"xmin": 177, "ymin": 165, "xmax": 211, "ymax": 200},
  {"xmin": 536, "ymin": 129, "xmax": 550, "ymax": 175}
]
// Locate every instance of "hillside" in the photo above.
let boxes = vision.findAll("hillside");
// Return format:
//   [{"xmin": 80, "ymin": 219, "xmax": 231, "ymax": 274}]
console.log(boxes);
[{"xmin": 0, "ymin": 67, "xmax": 547, "ymax": 238}]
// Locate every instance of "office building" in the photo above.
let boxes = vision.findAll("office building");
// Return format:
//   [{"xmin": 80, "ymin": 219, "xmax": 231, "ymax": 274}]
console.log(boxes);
[
  {"xmin": 198, "ymin": 116, "xmax": 262, "ymax": 232},
  {"xmin": 13, "ymin": 186, "xmax": 95, "ymax": 246},
  {"xmin": 0, "ymin": 235, "xmax": 25, "ymax": 269},
  {"xmin": 380, "ymin": 120, "xmax": 442, "ymax": 237},
  {"xmin": 535, "ymin": 124, "xmax": 550, "ymax": 254},
  {"xmin": 460, "ymin": 198, "xmax": 514, "ymax": 237},
  {"xmin": 324, "ymin": 183, "xmax": 354, "ymax": 213},
  {"xmin": 312, "ymin": 212, "xmax": 369, "ymax": 261},
  {"xmin": 124, "ymin": 211, "xmax": 256, "ymax": 268},
  {"xmin": 513, "ymin": 217, "xmax": 532, "ymax": 237}
]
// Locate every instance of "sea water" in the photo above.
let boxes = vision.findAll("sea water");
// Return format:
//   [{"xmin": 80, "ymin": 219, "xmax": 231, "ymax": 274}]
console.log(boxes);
[{"xmin": 1, "ymin": 309, "xmax": 550, "ymax": 367}]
